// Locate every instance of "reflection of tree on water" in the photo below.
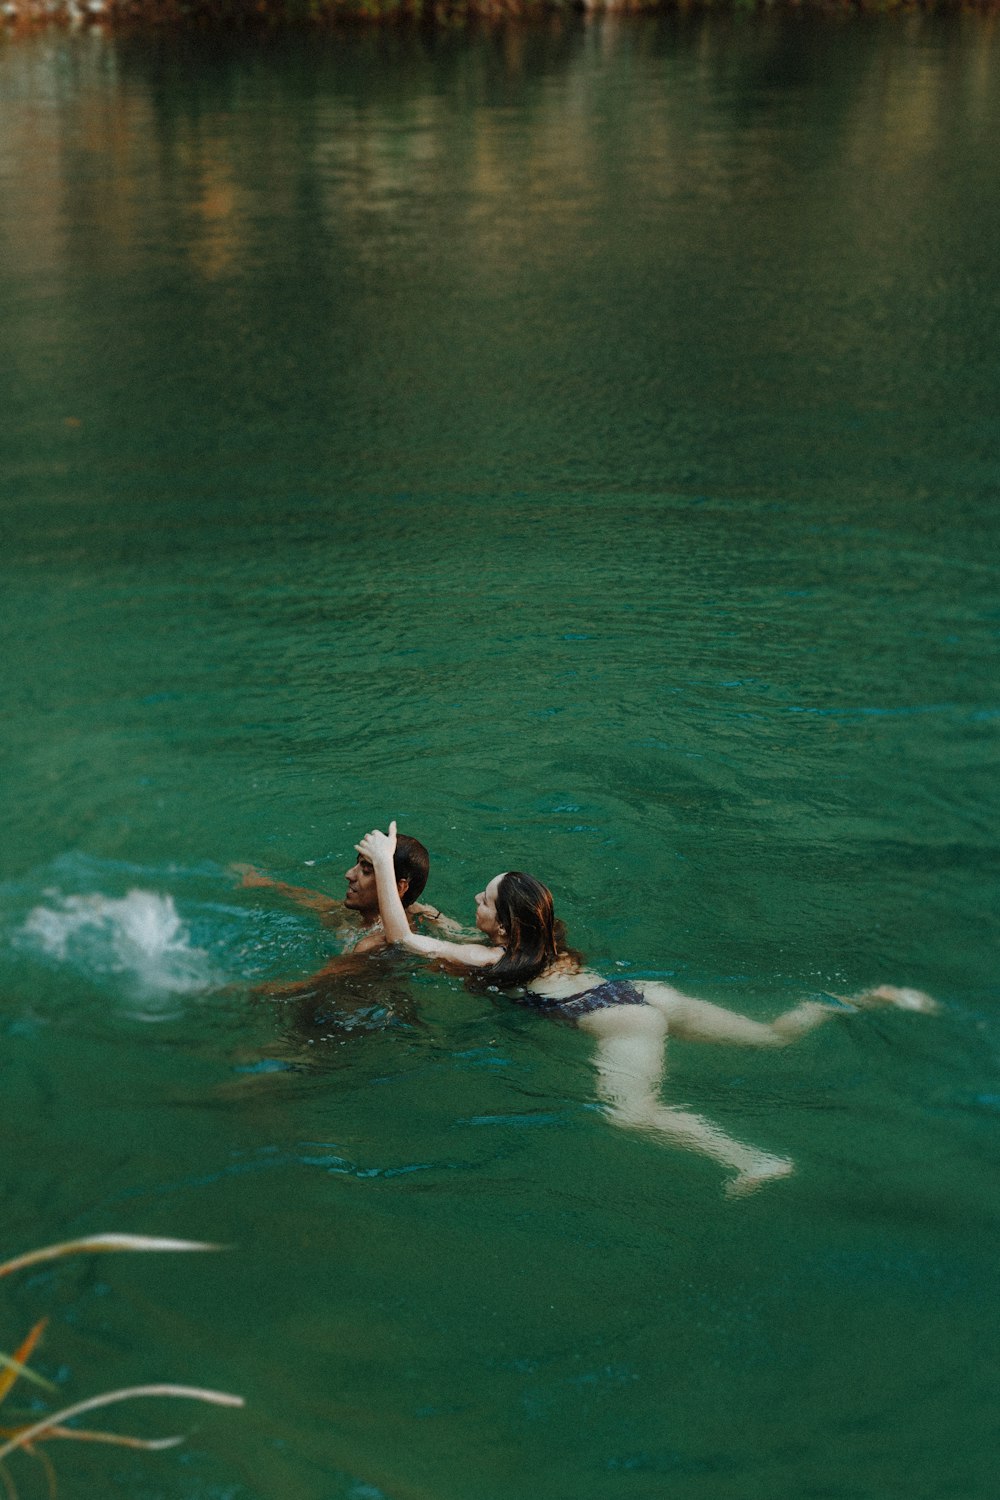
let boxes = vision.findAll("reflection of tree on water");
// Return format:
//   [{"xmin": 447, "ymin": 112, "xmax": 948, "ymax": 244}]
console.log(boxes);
[{"xmin": 9, "ymin": 13, "xmax": 998, "ymax": 535}]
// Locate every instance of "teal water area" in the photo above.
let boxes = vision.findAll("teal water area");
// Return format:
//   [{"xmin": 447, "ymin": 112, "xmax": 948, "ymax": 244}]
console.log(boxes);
[{"xmin": 1, "ymin": 15, "xmax": 999, "ymax": 1498}]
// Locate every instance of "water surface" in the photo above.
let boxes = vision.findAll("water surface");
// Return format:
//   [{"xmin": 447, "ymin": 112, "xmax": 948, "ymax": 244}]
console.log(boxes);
[{"xmin": 1, "ymin": 15, "xmax": 998, "ymax": 1499}]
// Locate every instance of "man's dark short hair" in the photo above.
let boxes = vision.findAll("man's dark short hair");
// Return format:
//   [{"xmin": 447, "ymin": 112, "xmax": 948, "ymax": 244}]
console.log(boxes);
[{"xmin": 394, "ymin": 834, "xmax": 429, "ymax": 908}]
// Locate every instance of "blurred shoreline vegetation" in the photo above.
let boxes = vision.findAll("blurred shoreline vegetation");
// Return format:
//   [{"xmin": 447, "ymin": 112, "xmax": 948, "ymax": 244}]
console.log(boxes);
[
  {"xmin": 0, "ymin": 1235, "xmax": 242, "ymax": 1495},
  {"xmin": 4, "ymin": 0, "xmax": 1000, "ymax": 30}
]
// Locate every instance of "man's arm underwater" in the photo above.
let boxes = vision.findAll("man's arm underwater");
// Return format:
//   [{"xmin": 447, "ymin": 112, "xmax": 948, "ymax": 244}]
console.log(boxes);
[
  {"xmin": 252, "ymin": 949, "xmax": 375, "ymax": 999},
  {"xmin": 232, "ymin": 865, "xmax": 343, "ymax": 925},
  {"xmin": 235, "ymin": 866, "xmax": 467, "ymax": 935}
]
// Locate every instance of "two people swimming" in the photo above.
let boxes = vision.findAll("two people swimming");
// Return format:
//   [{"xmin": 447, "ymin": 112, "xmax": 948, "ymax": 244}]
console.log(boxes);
[{"xmin": 246, "ymin": 821, "xmax": 938, "ymax": 1196}]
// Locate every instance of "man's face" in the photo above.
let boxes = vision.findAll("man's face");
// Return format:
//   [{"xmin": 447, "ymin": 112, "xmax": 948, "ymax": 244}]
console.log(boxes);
[{"xmin": 344, "ymin": 854, "xmax": 378, "ymax": 915}]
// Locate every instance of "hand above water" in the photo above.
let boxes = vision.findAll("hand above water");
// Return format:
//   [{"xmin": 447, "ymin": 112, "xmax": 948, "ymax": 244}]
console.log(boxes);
[{"xmin": 356, "ymin": 820, "xmax": 397, "ymax": 867}]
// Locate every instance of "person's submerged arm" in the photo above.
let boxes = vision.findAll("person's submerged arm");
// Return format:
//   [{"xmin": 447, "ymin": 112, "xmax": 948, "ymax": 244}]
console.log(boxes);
[
  {"xmin": 233, "ymin": 865, "xmax": 342, "ymax": 923},
  {"xmin": 358, "ymin": 824, "xmax": 501, "ymax": 968},
  {"xmin": 252, "ymin": 949, "xmax": 373, "ymax": 998}
]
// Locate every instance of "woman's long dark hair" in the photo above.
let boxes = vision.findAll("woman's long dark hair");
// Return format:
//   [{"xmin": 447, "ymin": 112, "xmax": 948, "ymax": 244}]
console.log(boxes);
[{"xmin": 468, "ymin": 871, "xmax": 577, "ymax": 991}]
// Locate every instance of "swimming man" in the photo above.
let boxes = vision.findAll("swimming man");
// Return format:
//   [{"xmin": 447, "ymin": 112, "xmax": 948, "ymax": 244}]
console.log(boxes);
[{"xmin": 236, "ymin": 831, "xmax": 462, "ymax": 995}]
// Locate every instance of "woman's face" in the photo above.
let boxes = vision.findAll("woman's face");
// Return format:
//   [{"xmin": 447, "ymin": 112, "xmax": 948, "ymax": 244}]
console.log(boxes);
[{"xmin": 475, "ymin": 874, "xmax": 506, "ymax": 941}]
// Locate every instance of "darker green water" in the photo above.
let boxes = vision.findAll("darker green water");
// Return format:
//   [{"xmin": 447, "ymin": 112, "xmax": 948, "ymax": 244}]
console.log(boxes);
[{"xmin": 1, "ymin": 14, "xmax": 998, "ymax": 1499}]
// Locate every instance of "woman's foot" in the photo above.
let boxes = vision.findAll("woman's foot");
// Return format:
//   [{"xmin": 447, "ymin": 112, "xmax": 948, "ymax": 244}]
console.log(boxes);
[
  {"xmin": 853, "ymin": 984, "xmax": 940, "ymax": 1015},
  {"xmin": 724, "ymin": 1154, "xmax": 794, "ymax": 1199}
]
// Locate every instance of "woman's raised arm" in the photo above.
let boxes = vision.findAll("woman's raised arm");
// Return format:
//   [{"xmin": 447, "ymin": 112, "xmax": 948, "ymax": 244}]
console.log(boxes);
[{"xmin": 356, "ymin": 824, "xmax": 502, "ymax": 969}]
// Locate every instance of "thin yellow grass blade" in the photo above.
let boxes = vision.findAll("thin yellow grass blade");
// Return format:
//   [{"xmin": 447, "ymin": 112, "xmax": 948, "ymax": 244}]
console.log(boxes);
[
  {"xmin": 0, "ymin": 1322, "xmax": 49, "ymax": 1407},
  {"xmin": 0, "ymin": 1460, "xmax": 17, "ymax": 1500},
  {"xmin": 0, "ymin": 1425, "xmax": 181, "ymax": 1451},
  {"xmin": 27, "ymin": 1442, "xmax": 56, "ymax": 1500},
  {"xmin": 31, "ymin": 1423, "xmax": 185, "ymax": 1452},
  {"xmin": 0, "ymin": 1355, "xmax": 55, "ymax": 1401},
  {"xmin": 0, "ymin": 1236, "xmax": 221, "ymax": 1280},
  {"xmin": 0, "ymin": 1385, "xmax": 244, "ymax": 1463}
]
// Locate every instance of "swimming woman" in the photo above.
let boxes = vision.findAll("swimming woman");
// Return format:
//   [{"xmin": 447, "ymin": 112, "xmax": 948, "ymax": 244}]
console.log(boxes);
[{"xmin": 356, "ymin": 823, "xmax": 938, "ymax": 1197}]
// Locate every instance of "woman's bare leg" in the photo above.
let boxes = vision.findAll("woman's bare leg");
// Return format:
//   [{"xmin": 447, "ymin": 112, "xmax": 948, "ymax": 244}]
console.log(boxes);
[
  {"xmin": 636, "ymin": 982, "xmax": 836, "ymax": 1047},
  {"xmin": 852, "ymin": 985, "xmax": 939, "ymax": 1014},
  {"xmin": 635, "ymin": 980, "xmax": 940, "ymax": 1046},
  {"xmin": 579, "ymin": 1007, "xmax": 793, "ymax": 1197}
]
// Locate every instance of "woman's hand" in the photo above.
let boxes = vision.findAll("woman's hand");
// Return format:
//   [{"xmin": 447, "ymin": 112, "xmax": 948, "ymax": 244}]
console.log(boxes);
[{"xmin": 356, "ymin": 821, "xmax": 398, "ymax": 867}]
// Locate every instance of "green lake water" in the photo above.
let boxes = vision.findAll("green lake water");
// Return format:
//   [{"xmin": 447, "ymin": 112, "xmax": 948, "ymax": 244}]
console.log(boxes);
[{"xmin": 1, "ymin": 13, "xmax": 999, "ymax": 1498}]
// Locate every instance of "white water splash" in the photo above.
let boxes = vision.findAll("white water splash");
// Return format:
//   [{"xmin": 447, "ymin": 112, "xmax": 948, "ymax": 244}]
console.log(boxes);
[{"xmin": 19, "ymin": 889, "xmax": 217, "ymax": 1001}]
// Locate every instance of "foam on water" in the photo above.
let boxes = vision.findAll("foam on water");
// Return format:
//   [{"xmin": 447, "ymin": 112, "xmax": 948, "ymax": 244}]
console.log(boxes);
[{"xmin": 18, "ymin": 888, "xmax": 218, "ymax": 1002}]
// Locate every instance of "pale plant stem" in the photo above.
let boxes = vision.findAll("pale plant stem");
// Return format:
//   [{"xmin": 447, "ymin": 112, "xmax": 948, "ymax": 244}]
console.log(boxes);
[
  {"xmin": 0, "ymin": 1236, "xmax": 221, "ymax": 1280},
  {"xmin": 0, "ymin": 1386, "xmax": 244, "ymax": 1463}
]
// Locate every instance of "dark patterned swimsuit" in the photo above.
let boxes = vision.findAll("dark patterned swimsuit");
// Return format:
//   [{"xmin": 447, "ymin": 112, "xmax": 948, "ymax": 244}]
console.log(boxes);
[{"xmin": 515, "ymin": 978, "xmax": 647, "ymax": 1023}]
